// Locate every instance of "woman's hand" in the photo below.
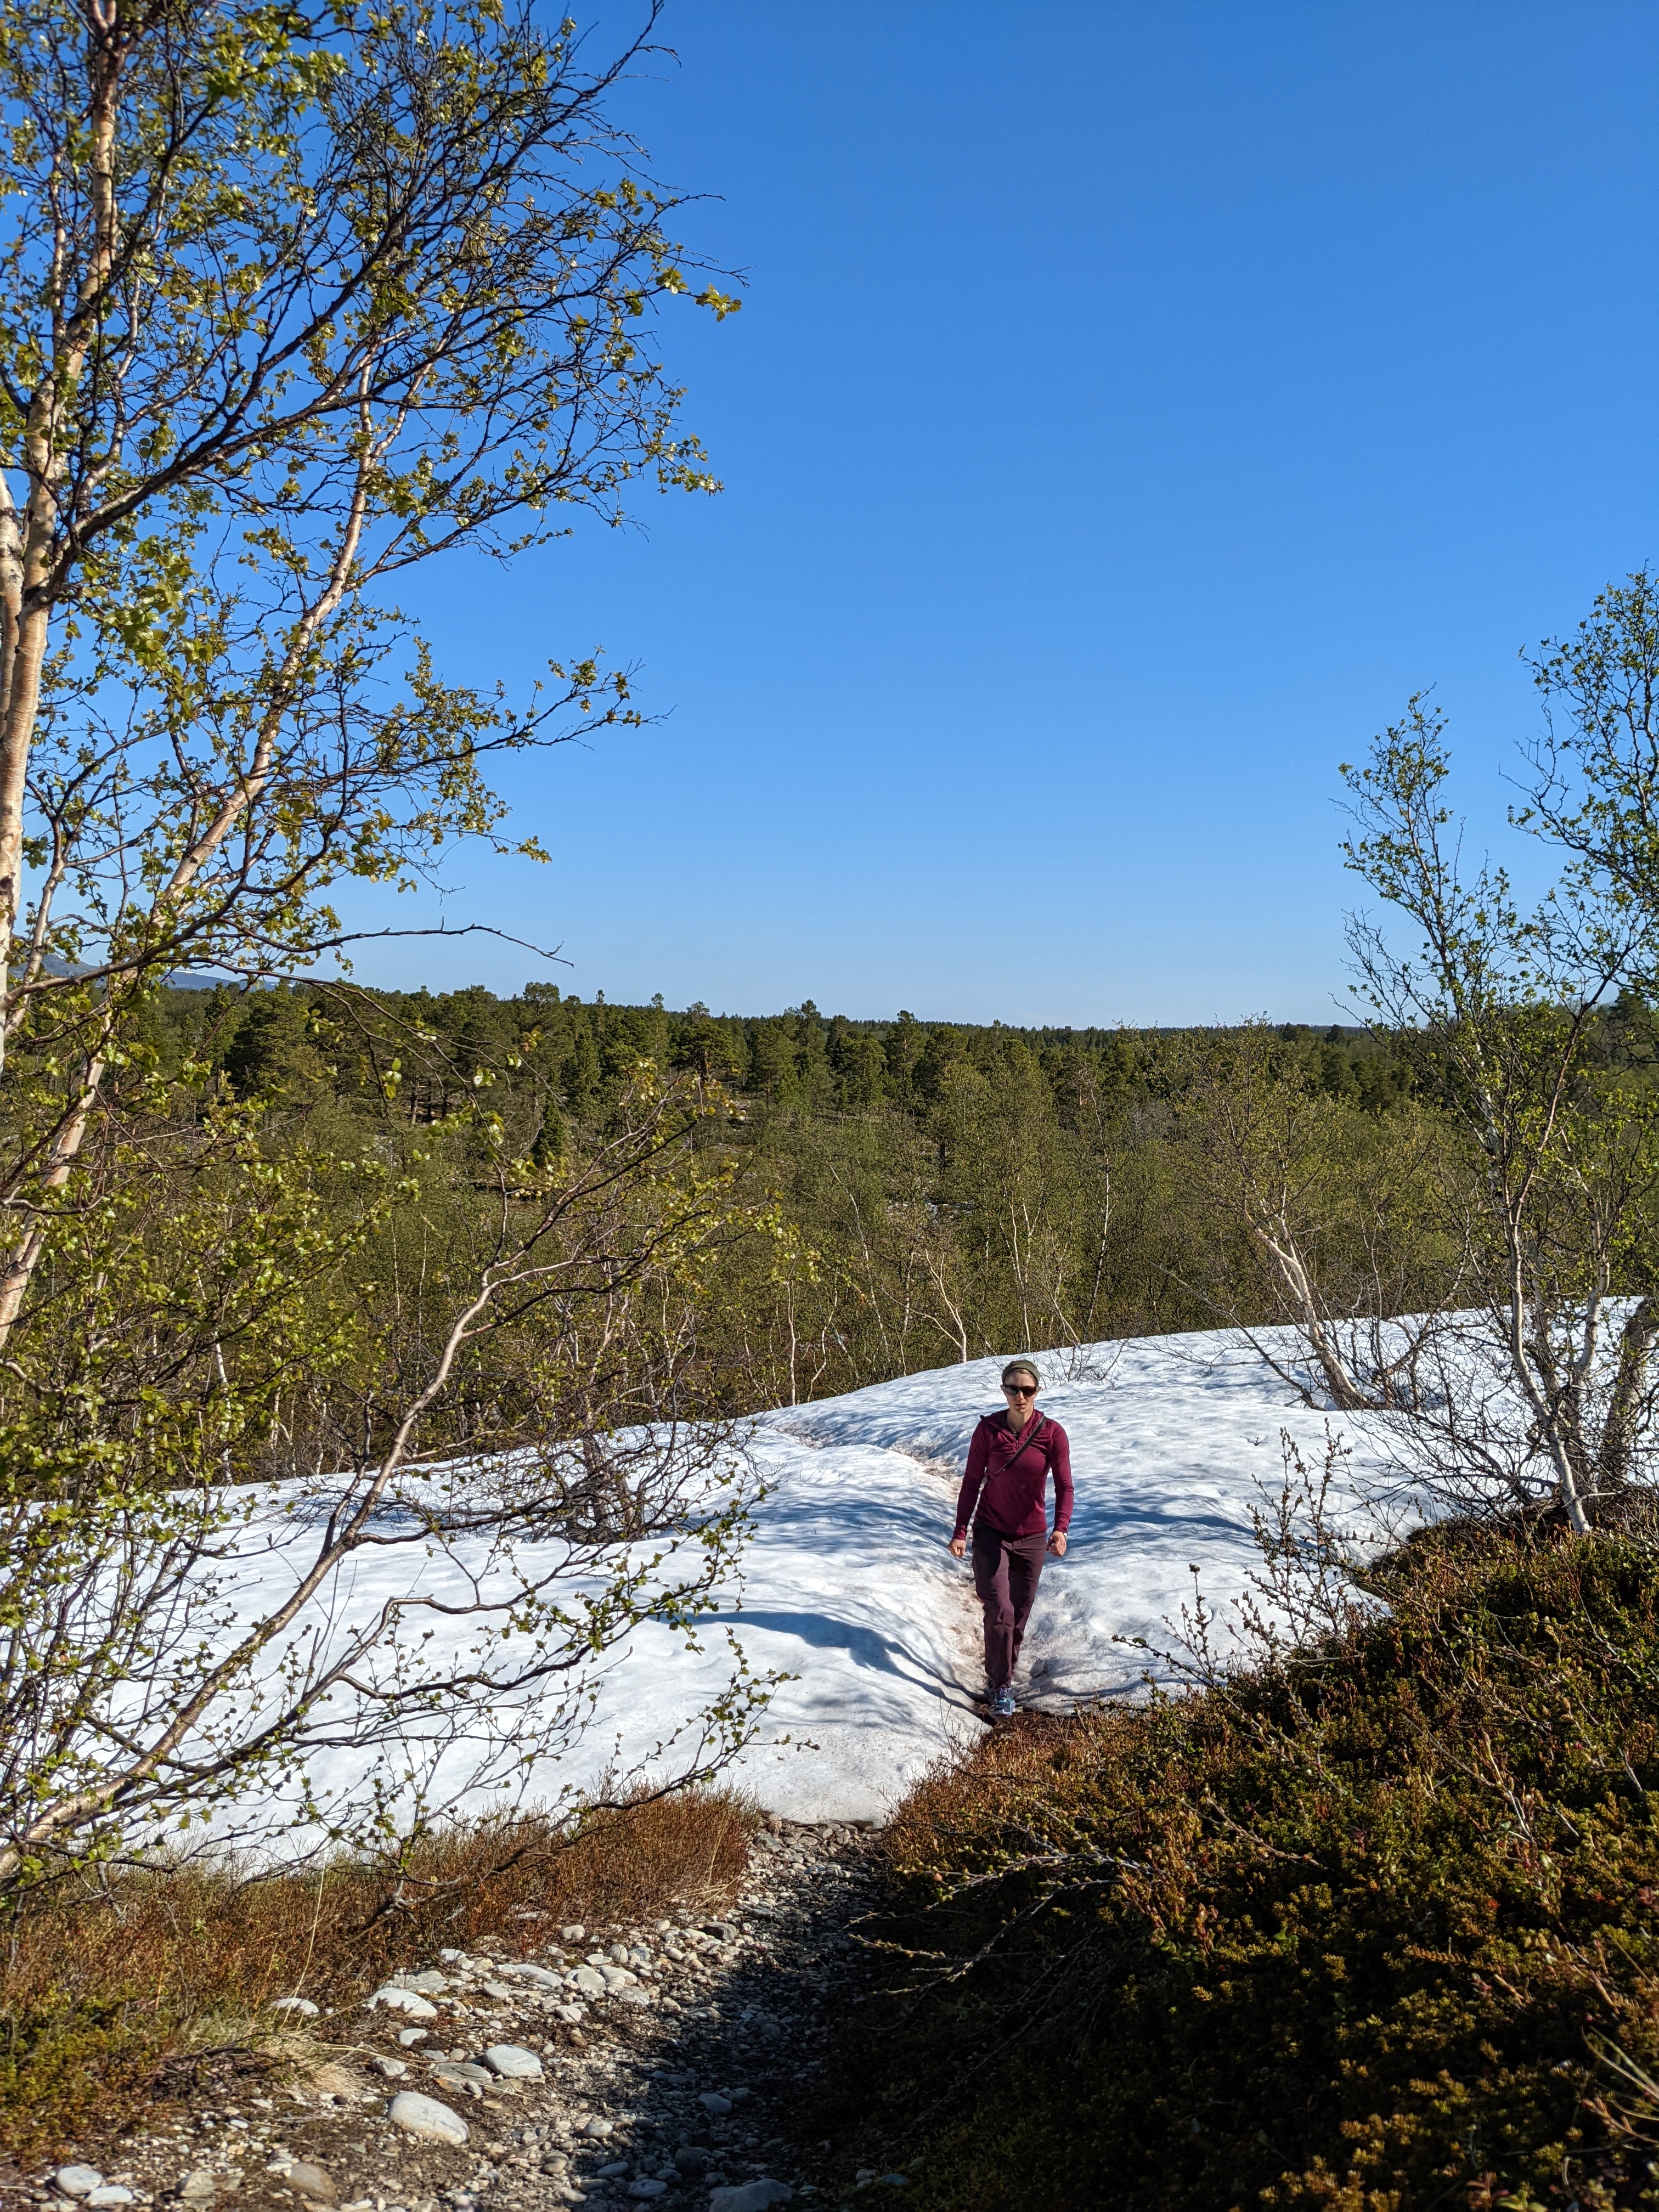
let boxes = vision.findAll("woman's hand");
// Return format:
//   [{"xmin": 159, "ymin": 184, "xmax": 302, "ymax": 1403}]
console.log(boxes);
[
  {"xmin": 948, "ymin": 1534, "xmax": 967, "ymax": 1558},
  {"xmin": 1047, "ymin": 1529, "xmax": 1068, "ymax": 1557}
]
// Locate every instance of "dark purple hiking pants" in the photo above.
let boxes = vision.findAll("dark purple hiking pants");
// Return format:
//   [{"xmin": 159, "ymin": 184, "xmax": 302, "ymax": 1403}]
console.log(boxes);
[{"xmin": 972, "ymin": 1523, "xmax": 1047, "ymax": 1691}]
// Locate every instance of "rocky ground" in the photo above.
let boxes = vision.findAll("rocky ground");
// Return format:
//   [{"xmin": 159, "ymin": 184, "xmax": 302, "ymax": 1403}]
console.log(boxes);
[{"xmin": 17, "ymin": 1820, "xmax": 907, "ymax": 2212}]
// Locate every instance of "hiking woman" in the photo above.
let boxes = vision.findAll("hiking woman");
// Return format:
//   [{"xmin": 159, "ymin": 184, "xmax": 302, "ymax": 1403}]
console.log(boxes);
[{"xmin": 949, "ymin": 1358, "xmax": 1073, "ymax": 1718}]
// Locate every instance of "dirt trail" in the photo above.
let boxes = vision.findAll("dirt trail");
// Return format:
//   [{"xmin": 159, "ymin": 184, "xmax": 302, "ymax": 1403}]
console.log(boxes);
[{"xmin": 20, "ymin": 1822, "xmax": 889, "ymax": 2212}]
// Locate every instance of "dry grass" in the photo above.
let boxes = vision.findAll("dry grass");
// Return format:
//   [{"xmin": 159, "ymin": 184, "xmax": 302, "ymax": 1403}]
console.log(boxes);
[
  {"xmin": 881, "ymin": 1707, "xmax": 1129, "ymax": 1870},
  {"xmin": 0, "ymin": 1789, "xmax": 755, "ymax": 2160}
]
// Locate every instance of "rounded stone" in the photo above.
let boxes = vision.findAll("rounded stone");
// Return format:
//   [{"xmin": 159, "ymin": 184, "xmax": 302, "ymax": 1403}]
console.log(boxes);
[
  {"xmin": 369, "ymin": 1987, "xmax": 438, "ymax": 2019},
  {"xmin": 481, "ymin": 2045, "xmax": 543, "ymax": 2080},
  {"xmin": 267, "ymin": 1996, "xmax": 320, "ymax": 2018},
  {"xmin": 433, "ymin": 2062, "xmax": 493, "ymax": 2090},
  {"xmin": 279, "ymin": 2164, "xmax": 336, "ymax": 2203},
  {"xmin": 387, "ymin": 2091, "xmax": 470, "ymax": 2147},
  {"xmin": 500, "ymin": 1963, "xmax": 561, "ymax": 1990},
  {"xmin": 54, "ymin": 2172, "xmax": 103, "ymax": 2200}
]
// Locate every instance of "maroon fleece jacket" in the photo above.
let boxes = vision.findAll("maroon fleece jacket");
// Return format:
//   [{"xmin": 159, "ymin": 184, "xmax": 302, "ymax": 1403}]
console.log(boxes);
[{"xmin": 952, "ymin": 1410, "xmax": 1074, "ymax": 1542}]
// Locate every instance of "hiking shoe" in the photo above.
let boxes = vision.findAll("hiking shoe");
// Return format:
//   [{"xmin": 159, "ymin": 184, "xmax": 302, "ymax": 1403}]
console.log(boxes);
[{"xmin": 990, "ymin": 1685, "xmax": 1016, "ymax": 1719}]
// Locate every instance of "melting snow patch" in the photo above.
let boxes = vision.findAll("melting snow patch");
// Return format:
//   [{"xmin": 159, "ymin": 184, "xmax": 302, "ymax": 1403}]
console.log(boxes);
[{"xmin": 213, "ymin": 1329, "xmax": 1412, "ymax": 1836}]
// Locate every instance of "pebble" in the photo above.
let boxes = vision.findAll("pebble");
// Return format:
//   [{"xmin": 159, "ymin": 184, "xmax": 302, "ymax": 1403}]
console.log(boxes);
[
  {"xmin": 481, "ymin": 2044, "xmax": 543, "ymax": 2079},
  {"xmin": 708, "ymin": 2186, "xmax": 793, "ymax": 2211},
  {"xmin": 267, "ymin": 1996, "xmax": 320, "ymax": 2018},
  {"xmin": 479, "ymin": 1980, "xmax": 513, "ymax": 2000},
  {"xmin": 177, "ymin": 2175, "xmax": 216, "ymax": 2203},
  {"xmin": 698, "ymin": 2093, "xmax": 732, "ymax": 2118},
  {"xmin": 435, "ymin": 2061, "xmax": 493, "ymax": 2087},
  {"xmin": 552, "ymin": 2003, "xmax": 586, "ymax": 2025},
  {"xmin": 87, "ymin": 2191, "xmax": 134, "ymax": 2207},
  {"xmin": 560, "ymin": 1924, "xmax": 585, "ymax": 1942},
  {"xmin": 278, "ymin": 2163, "xmax": 336, "ymax": 2203},
  {"xmin": 369, "ymin": 2057, "xmax": 408, "ymax": 2079},
  {"xmin": 55, "ymin": 2170, "xmax": 103, "ymax": 2199},
  {"xmin": 580, "ymin": 2119, "xmax": 614, "ymax": 2140},
  {"xmin": 568, "ymin": 1967, "xmax": 606, "ymax": 1997},
  {"xmin": 626, "ymin": 2186, "xmax": 667, "ymax": 2203},
  {"xmin": 397, "ymin": 2029, "xmax": 429, "ymax": 2047},
  {"xmin": 386, "ymin": 2092, "xmax": 470, "ymax": 2147},
  {"xmin": 368, "ymin": 1987, "xmax": 438, "ymax": 2018}
]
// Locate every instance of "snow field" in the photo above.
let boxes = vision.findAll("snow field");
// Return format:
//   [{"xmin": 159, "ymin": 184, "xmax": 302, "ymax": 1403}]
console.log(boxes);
[{"xmin": 205, "ymin": 1328, "xmax": 1409, "ymax": 1842}]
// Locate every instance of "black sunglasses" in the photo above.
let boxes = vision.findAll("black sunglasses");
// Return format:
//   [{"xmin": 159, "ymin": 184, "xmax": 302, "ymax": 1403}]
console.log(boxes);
[{"xmin": 1002, "ymin": 1381, "xmax": 1036, "ymax": 1396}]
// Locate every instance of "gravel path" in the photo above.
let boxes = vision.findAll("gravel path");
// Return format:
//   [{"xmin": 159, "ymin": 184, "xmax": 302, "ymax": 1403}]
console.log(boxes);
[{"xmin": 20, "ymin": 1822, "xmax": 888, "ymax": 2212}]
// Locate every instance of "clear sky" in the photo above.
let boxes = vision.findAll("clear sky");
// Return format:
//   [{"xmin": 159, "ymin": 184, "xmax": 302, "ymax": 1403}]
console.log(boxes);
[{"xmin": 357, "ymin": 0, "xmax": 1659, "ymax": 1027}]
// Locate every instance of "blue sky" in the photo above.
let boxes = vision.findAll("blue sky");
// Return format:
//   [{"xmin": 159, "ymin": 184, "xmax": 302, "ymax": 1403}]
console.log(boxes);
[{"xmin": 362, "ymin": 0, "xmax": 1659, "ymax": 1026}]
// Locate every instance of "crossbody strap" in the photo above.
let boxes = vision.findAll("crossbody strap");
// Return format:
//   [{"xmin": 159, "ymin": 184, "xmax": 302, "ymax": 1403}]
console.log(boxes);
[{"xmin": 994, "ymin": 1410, "xmax": 1047, "ymax": 1463}]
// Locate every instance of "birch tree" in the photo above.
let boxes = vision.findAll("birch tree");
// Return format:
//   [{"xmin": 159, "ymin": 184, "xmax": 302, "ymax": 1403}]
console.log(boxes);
[
  {"xmin": 1164, "ymin": 1023, "xmax": 1460, "ymax": 1412},
  {"xmin": 1342, "ymin": 698, "xmax": 1659, "ymax": 1533},
  {"xmin": 0, "ymin": 1068, "xmax": 777, "ymax": 1895},
  {"xmin": 0, "ymin": 0, "xmax": 737, "ymax": 1342},
  {"xmin": 0, "ymin": 0, "xmax": 769, "ymax": 1892}
]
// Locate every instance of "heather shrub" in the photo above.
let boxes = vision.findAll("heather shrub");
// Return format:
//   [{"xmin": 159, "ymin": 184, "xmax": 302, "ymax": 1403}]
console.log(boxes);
[{"xmin": 830, "ymin": 1530, "xmax": 1659, "ymax": 2210}]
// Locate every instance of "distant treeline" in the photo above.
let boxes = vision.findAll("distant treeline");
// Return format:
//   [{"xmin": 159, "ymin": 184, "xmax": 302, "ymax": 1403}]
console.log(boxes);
[
  {"xmin": 157, "ymin": 981, "xmax": 1419, "ymax": 1124},
  {"xmin": 138, "ymin": 979, "xmax": 1659, "ymax": 1422}
]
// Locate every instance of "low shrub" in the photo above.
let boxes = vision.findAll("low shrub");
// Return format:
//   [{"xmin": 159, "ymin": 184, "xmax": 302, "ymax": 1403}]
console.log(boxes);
[
  {"xmin": 827, "ymin": 1530, "xmax": 1659, "ymax": 2210},
  {"xmin": 0, "ymin": 1788, "xmax": 753, "ymax": 2159}
]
